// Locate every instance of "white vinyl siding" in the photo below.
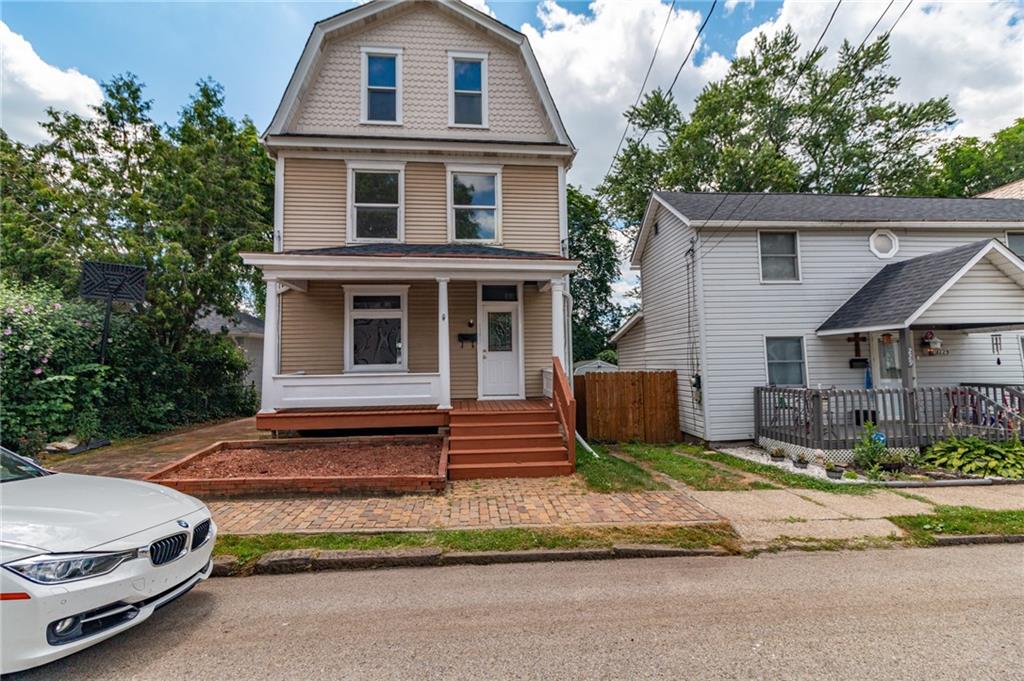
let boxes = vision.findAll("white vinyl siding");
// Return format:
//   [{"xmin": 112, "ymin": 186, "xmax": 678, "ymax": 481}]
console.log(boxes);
[
  {"xmin": 698, "ymin": 227, "xmax": 1024, "ymax": 441},
  {"xmin": 915, "ymin": 259, "xmax": 1024, "ymax": 326}
]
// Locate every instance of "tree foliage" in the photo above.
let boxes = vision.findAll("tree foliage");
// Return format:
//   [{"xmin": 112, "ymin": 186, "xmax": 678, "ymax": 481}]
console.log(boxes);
[
  {"xmin": 913, "ymin": 118, "xmax": 1024, "ymax": 197},
  {"xmin": 599, "ymin": 29, "xmax": 956, "ymax": 235},
  {"xmin": 1, "ymin": 74, "xmax": 273, "ymax": 351},
  {"xmin": 567, "ymin": 185, "xmax": 622, "ymax": 361}
]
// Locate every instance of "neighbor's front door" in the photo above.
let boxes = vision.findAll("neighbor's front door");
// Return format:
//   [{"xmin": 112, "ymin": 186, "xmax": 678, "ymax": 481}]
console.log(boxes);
[
  {"xmin": 480, "ymin": 301, "xmax": 520, "ymax": 398},
  {"xmin": 870, "ymin": 331, "xmax": 904, "ymax": 420}
]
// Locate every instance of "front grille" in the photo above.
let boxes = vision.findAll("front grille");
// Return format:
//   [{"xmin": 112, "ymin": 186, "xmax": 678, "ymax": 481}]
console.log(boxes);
[
  {"xmin": 149, "ymin": 533, "xmax": 188, "ymax": 566},
  {"xmin": 191, "ymin": 519, "xmax": 212, "ymax": 550}
]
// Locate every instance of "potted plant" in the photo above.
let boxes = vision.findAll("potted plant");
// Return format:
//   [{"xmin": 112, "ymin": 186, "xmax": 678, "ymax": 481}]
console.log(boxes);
[
  {"xmin": 769, "ymin": 448, "xmax": 786, "ymax": 463},
  {"xmin": 880, "ymin": 450, "xmax": 905, "ymax": 473},
  {"xmin": 823, "ymin": 460, "xmax": 843, "ymax": 480},
  {"xmin": 791, "ymin": 452, "xmax": 809, "ymax": 469}
]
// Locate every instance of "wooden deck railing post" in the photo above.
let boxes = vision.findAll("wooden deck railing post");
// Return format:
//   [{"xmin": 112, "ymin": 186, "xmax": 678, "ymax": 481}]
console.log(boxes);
[
  {"xmin": 754, "ymin": 387, "xmax": 763, "ymax": 443},
  {"xmin": 810, "ymin": 390, "xmax": 823, "ymax": 449}
]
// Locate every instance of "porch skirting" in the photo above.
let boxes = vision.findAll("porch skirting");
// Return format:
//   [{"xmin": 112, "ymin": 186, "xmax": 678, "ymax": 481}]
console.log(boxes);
[{"xmin": 756, "ymin": 436, "xmax": 917, "ymax": 466}]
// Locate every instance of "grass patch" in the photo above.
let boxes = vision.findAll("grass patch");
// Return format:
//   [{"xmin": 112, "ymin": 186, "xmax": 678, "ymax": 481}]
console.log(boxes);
[
  {"xmin": 889, "ymin": 506, "xmax": 1024, "ymax": 545},
  {"xmin": 574, "ymin": 445, "xmax": 669, "ymax": 492},
  {"xmin": 619, "ymin": 444, "xmax": 753, "ymax": 490},
  {"xmin": 692, "ymin": 450, "xmax": 876, "ymax": 495},
  {"xmin": 214, "ymin": 524, "xmax": 742, "ymax": 568}
]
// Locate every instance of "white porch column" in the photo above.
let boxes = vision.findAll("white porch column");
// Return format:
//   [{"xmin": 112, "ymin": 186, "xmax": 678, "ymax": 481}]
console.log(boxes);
[
  {"xmin": 261, "ymin": 278, "xmax": 281, "ymax": 413},
  {"xmin": 436, "ymin": 277, "xmax": 452, "ymax": 410},
  {"xmin": 550, "ymin": 278, "xmax": 567, "ymax": 375}
]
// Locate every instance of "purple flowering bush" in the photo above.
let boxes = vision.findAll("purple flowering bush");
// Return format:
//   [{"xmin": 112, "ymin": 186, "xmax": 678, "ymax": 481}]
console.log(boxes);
[{"xmin": 1, "ymin": 281, "xmax": 256, "ymax": 454}]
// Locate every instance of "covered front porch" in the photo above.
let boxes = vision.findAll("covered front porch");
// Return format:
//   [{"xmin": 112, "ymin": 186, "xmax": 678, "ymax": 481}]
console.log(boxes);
[
  {"xmin": 243, "ymin": 244, "xmax": 578, "ymax": 423},
  {"xmin": 757, "ymin": 238, "xmax": 1024, "ymax": 457}
]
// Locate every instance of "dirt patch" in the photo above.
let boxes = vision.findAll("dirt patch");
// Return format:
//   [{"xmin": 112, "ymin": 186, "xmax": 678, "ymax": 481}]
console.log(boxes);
[{"xmin": 156, "ymin": 439, "xmax": 441, "ymax": 480}]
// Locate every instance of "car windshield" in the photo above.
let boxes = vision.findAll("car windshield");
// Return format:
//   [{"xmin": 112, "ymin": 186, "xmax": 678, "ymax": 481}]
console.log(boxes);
[{"xmin": 0, "ymin": 447, "xmax": 51, "ymax": 482}]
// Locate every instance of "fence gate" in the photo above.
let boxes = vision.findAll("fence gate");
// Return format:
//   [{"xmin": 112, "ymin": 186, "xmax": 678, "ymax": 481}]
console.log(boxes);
[{"xmin": 580, "ymin": 371, "xmax": 678, "ymax": 443}]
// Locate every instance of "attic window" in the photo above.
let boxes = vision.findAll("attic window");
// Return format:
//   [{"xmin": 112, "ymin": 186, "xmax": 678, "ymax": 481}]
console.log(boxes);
[
  {"xmin": 449, "ymin": 52, "xmax": 488, "ymax": 127},
  {"xmin": 869, "ymin": 229, "xmax": 900, "ymax": 259},
  {"xmin": 362, "ymin": 48, "xmax": 402, "ymax": 124}
]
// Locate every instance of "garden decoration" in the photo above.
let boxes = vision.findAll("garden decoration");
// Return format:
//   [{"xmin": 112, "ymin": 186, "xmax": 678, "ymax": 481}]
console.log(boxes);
[{"xmin": 79, "ymin": 261, "xmax": 147, "ymax": 364}]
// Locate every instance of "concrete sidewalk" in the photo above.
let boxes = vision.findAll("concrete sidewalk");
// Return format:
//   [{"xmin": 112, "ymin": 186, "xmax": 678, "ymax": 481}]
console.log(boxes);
[{"xmin": 690, "ymin": 485, "xmax": 1024, "ymax": 544}]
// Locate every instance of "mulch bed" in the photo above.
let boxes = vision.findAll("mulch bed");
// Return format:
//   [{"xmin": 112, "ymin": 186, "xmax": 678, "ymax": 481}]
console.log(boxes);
[
  {"xmin": 158, "ymin": 440, "xmax": 441, "ymax": 479},
  {"xmin": 147, "ymin": 436, "xmax": 448, "ymax": 497}
]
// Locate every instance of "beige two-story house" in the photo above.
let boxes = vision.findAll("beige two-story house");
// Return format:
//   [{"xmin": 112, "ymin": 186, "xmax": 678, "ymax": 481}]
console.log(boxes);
[{"xmin": 242, "ymin": 0, "xmax": 579, "ymax": 477}]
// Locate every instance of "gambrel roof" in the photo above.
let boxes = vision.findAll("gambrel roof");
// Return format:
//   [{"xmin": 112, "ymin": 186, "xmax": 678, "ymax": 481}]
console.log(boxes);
[{"xmin": 265, "ymin": 0, "xmax": 573, "ymax": 150}]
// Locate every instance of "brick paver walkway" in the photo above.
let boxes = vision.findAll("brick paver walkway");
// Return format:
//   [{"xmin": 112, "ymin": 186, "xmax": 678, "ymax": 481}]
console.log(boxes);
[
  {"xmin": 46, "ymin": 417, "xmax": 259, "ymax": 478},
  {"xmin": 47, "ymin": 419, "xmax": 721, "ymax": 533}
]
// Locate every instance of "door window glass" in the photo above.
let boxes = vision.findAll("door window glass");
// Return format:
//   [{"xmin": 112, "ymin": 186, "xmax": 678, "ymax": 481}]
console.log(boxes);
[{"xmin": 488, "ymin": 311, "xmax": 512, "ymax": 352}]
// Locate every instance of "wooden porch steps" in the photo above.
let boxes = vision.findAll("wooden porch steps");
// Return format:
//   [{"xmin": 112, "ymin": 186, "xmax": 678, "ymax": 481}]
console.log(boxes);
[{"xmin": 446, "ymin": 400, "xmax": 571, "ymax": 479}]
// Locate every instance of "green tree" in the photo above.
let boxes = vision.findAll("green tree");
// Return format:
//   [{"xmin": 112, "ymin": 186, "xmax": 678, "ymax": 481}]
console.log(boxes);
[
  {"xmin": 567, "ymin": 185, "xmax": 621, "ymax": 361},
  {"xmin": 599, "ymin": 29, "xmax": 955, "ymax": 237},
  {"xmin": 915, "ymin": 118, "xmax": 1024, "ymax": 197}
]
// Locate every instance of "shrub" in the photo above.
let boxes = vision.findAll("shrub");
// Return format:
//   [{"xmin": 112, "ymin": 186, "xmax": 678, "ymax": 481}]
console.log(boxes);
[
  {"xmin": 852, "ymin": 421, "xmax": 888, "ymax": 470},
  {"xmin": 1, "ymin": 281, "xmax": 256, "ymax": 452},
  {"xmin": 919, "ymin": 436, "xmax": 1024, "ymax": 479}
]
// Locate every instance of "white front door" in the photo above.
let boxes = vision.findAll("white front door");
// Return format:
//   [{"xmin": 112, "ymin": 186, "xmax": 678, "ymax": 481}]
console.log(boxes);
[
  {"xmin": 870, "ymin": 331, "xmax": 904, "ymax": 421},
  {"xmin": 480, "ymin": 301, "xmax": 520, "ymax": 398}
]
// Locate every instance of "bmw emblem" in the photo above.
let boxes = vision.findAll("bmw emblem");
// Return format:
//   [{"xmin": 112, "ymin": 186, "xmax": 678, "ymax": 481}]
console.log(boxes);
[{"xmin": 177, "ymin": 520, "xmax": 190, "ymax": 529}]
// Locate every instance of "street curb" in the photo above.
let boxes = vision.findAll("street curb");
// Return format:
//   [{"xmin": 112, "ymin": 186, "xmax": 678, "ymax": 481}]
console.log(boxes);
[
  {"xmin": 312, "ymin": 548, "xmax": 442, "ymax": 570},
  {"xmin": 612, "ymin": 544, "xmax": 731, "ymax": 558},
  {"xmin": 931, "ymin": 534, "xmax": 1024, "ymax": 546},
  {"xmin": 211, "ymin": 554, "xmax": 240, "ymax": 577},
  {"xmin": 439, "ymin": 548, "xmax": 615, "ymax": 566}
]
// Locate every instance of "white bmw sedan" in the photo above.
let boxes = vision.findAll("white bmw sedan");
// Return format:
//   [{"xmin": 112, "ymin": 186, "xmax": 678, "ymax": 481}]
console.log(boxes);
[{"xmin": 0, "ymin": 447, "xmax": 216, "ymax": 674}]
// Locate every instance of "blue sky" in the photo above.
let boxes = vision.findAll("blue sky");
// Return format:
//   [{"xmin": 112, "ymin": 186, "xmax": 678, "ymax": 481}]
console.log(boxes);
[{"xmin": 2, "ymin": 1, "xmax": 776, "ymax": 132}]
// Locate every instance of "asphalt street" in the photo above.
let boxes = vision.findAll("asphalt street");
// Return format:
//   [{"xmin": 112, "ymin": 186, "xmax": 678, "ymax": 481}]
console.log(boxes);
[{"xmin": 9, "ymin": 544, "xmax": 1023, "ymax": 680}]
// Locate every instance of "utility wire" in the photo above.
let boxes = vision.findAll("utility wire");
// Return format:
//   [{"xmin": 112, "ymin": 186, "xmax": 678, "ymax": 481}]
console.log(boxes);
[{"xmin": 606, "ymin": 0, "xmax": 678, "ymax": 178}]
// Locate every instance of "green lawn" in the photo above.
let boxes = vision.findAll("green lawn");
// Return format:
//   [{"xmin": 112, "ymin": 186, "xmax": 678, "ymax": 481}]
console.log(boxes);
[
  {"xmin": 618, "ymin": 443, "xmax": 761, "ymax": 490},
  {"xmin": 575, "ymin": 445, "xmax": 669, "ymax": 492},
  {"xmin": 214, "ymin": 524, "xmax": 742, "ymax": 568},
  {"xmin": 692, "ymin": 450, "xmax": 876, "ymax": 495},
  {"xmin": 889, "ymin": 506, "xmax": 1024, "ymax": 545}
]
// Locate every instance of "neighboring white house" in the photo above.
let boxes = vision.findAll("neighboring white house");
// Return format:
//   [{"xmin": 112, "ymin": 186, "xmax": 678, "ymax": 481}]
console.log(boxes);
[
  {"xmin": 573, "ymin": 359, "xmax": 618, "ymax": 375},
  {"xmin": 979, "ymin": 178, "xmax": 1024, "ymax": 199},
  {"xmin": 196, "ymin": 311, "xmax": 265, "ymax": 396},
  {"xmin": 615, "ymin": 191, "xmax": 1024, "ymax": 445}
]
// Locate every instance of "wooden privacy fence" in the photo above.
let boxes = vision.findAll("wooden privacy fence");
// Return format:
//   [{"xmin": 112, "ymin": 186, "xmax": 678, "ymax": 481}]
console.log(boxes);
[{"xmin": 580, "ymin": 370, "xmax": 678, "ymax": 443}]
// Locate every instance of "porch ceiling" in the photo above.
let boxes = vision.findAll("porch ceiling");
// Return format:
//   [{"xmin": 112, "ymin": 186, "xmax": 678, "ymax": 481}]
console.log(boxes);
[{"xmin": 817, "ymin": 239, "xmax": 1024, "ymax": 336}]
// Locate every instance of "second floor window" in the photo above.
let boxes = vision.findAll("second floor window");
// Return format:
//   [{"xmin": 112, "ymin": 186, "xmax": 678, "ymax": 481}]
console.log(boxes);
[
  {"xmin": 450, "ymin": 52, "xmax": 487, "ymax": 127},
  {"xmin": 350, "ymin": 165, "xmax": 403, "ymax": 242},
  {"xmin": 1008, "ymin": 232, "xmax": 1024, "ymax": 258},
  {"xmin": 759, "ymin": 231, "xmax": 800, "ymax": 282},
  {"xmin": 450, "ymin": 169, "xmax": 498, "ymax": 242},
  {"xmin": 362, "ymin": 48, "xmax": 401, "ymax": 124}
]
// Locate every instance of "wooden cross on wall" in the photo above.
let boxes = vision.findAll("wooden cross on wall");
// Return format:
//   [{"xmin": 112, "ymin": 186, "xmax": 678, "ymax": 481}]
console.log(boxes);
[{"xmin": 847, "ymin": 333, "xmax": 867, "ymax": 358}]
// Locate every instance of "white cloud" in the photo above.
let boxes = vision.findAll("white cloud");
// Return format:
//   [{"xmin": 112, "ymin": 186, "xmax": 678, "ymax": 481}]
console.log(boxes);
[
  {"xmin": 458, "ymin": 0, "xmax": 497, "ymax": 19},
  {"xmin": 521, "ymin": 0, "xmax": 728, "ymax": 192},
  {"xmin": 1, "ymin": 21, "xmax": 103, "ymax": 144},
  {"xmin": 735, "ymin": 1, "xmax": 1024, "ymax": 139},
  {"xmin": 724, "ymin": 0, "xmax": 755, "ymax": 15}
]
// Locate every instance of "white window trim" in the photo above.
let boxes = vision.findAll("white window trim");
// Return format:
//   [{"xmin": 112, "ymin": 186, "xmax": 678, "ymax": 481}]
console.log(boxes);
[
  {"xmin": 763, "ymin": 335, "xmax": 808, "ymax": 387},
  {"xmin": 757, "ymin": 229, "xmax": 802, "ymax": 284},
  {"xmin": 446, "ymin": 164, "xmax": 502, "ymax": 244},
  {"xmin": 360, "ymin": 47, "xmax": 403, "ymax": 126},
  {"xmin": 347, "ymin": 161, "xmax": 406, "ymax": 244},
  {"xmin": 448, "ymin": 51, "xmax": 489, "ymax": 129},
  {"xmin": 344, "ymin": 285, "xmax": 410, "ymax": 373},
  {"xmin": 869, "ymin": 228, "xmax": 900, "ymax": 259},
  {"xmin": 1006, "ymin": 230, "xmax": 1024, "ymax": 257}
]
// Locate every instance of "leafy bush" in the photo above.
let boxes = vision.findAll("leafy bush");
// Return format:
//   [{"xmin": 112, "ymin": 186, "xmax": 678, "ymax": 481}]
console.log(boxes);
[
  {"xmin": 920, "ymin": 436, "xmax": 1024, "ymax": 479},
  {"xmin": 852, "ymin": 421, "xmax": 889, "ymax": 470},
  {"xmin": 1, "ymin": 281, "xmax": 256, "ymax": 453}
]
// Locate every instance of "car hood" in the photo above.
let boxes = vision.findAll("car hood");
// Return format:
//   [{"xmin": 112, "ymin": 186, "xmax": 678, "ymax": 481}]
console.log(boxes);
[{"xmin": 1, "ymin": 473, "xmax": 204, "ymax": 553}]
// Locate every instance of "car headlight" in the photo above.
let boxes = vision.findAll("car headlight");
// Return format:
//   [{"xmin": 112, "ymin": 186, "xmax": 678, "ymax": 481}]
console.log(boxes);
[{"xmin": 4, "ymin": 550, "xmax": 139, "ymax": 584}]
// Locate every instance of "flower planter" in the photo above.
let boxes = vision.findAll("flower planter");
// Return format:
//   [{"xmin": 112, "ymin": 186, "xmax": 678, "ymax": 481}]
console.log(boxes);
[
  {"xmin": 769, "ymin": 454, "xmax": 786, "ymax": 463},
  {"xmin": 826, "ymin": 468, "xmax": 843, "ymax": 480},
  {"xmin": 880, "ymin": 462, "xmax": 905, "ymax": 473},
  {"xmin": 792, "ymin": 460, "xmax": 809, "ymax": 469}
]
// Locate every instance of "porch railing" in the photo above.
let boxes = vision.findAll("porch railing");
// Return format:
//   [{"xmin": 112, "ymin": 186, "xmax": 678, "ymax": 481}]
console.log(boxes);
[
  {"xmin": 552, "ymin": 356, "xmax": 576, "ymax": 468},
  {"xmin": 754, "ymin": 385, "xmax": 1024, "ymax": 451}
]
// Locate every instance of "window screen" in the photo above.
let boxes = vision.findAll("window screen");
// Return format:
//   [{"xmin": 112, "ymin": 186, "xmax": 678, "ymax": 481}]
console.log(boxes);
[
  {"xmin": 759, "ymin": 232, "xmax": 799, "ymax": 281},
  {"xmin": 766, "ymin": 337, "xmax": 806, "ymax": 386}
]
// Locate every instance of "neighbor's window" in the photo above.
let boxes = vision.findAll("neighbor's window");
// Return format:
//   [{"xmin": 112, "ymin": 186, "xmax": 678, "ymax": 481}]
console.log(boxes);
[
  {"xmin": 450, "ymin": 53, "xmax": 486, "ymax": 126},
  {"xmin": 346, "ymin": 289, "xmax": 407, "ymax": 371},
  {"xmin": 351, "ymin": 168, "xmax": 402, "ymax": 241},
  {"xmin": 759, "ymin": 231, "xmax": 800, "ymax": 281},
  {"xmin": 451, "ymin": 171, "xmax": 498, "ymax": 241},
  {"xmin": 363, "ymin": 49, "xmax": 401, "ymax": 123},
  {"xmin": 765, "ymin": 337, "xmax": 806, "ymax": 386},
  {"xmin": 1008, "ymin": 232, "xmax": 1024, "ymax": 258}
]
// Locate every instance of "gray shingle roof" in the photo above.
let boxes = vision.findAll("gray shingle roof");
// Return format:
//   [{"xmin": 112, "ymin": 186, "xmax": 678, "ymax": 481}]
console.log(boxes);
[
  {"xmin": 196, "ymin": 310, "xmax": 264, "ymax": 336},
  {"xmin": 656, "ymin": 191, "xmax": 1024, "ymax": 223},
  {"xmin": 283, "ymin": 243, "xmax": 568, "ymax": 260},
  {"xmin": 817, "ymin": 240, "xmax": 992, "ymax": 333}
]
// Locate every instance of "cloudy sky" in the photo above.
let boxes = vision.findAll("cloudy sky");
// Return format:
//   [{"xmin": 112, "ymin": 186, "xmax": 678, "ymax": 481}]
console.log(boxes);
[{"xmin": 4, "ymin": 0, "xmax": 1022, "ymax": 193}]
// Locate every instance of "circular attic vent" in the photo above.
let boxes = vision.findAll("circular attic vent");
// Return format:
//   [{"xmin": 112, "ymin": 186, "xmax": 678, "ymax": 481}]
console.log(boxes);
[{"xmin": 869, "ymin": 229, "xmax": 899, "ymax": 259}]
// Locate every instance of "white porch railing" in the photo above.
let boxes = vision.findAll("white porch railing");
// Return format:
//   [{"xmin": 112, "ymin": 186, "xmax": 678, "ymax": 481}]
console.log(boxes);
[{"xmin": 268, "ymin": 372, "xmax": 443, "ymax": 409}]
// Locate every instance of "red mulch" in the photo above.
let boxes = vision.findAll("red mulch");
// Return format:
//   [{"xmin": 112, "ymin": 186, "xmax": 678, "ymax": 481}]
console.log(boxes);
[{"xmin": 159, "ymin": 439, "xmax": 441, "ymax": 479}]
